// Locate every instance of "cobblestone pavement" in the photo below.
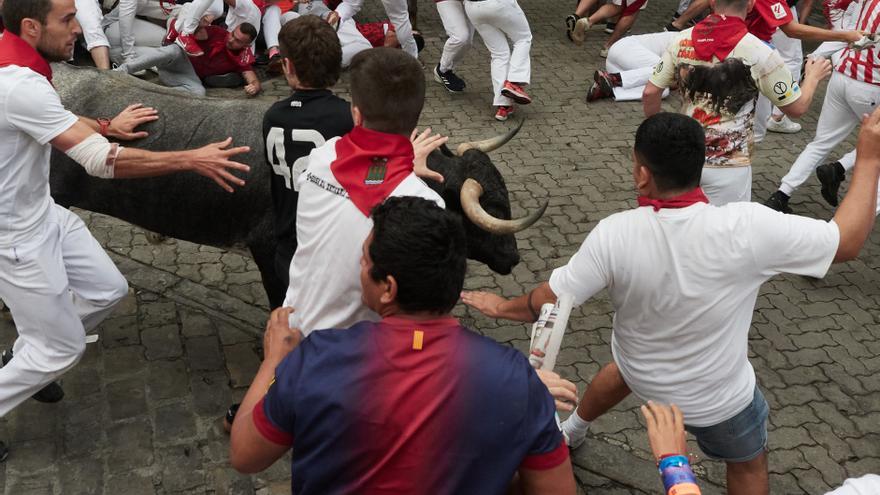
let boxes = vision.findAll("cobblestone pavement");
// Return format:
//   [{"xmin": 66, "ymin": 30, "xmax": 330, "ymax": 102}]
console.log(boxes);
[{"xmin": 2, "ymin": 0, "xmax": 880, "ymax": 492}]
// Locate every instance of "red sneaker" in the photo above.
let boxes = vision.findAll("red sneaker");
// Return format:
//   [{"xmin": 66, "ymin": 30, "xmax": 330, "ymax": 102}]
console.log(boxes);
[
  {"xmin": 494, "ymin": 105, "xmax": 515, "ymax": 122},
  {"xmin": 501, "ymin": 81, "xmax": 531, "ymax": 105},
  {"xmin": 175, "ymin": 33, "xmax": 204, "ymax": 57},
  {"xmin": 162, "ymin": 18, "xmax": 180, "ymax": 46}
]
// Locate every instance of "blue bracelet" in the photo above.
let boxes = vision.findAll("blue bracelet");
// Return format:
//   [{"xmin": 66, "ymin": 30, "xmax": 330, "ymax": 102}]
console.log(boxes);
[
  {"xmin": 658, "ymin": 455, "xmax": 688, "ymax": 471},
  {"xmin": 661, "ymin": 460, "xmax": 699, "ymax": 494}
]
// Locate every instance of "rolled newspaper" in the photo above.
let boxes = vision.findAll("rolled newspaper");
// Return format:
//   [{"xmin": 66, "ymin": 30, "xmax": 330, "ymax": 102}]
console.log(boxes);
[{"xmin": 527, "ymin": 294, "xmax": 574, "ymax": 372}]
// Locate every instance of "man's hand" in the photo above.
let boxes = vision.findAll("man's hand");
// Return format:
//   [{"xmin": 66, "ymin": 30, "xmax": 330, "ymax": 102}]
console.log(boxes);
[
  {"xmin": 187, "ymin": 137, "xmax": 251, "ymax": 192},
  {"xmin": 803, "ymin": 56, "xmax": 833, "ymax": 83},
  {"xmin": 460, "ymin": 291, "xmax": 506, "ymax": 318},
  {"xmin": 856, "ymin": 107, "xmax": 880, "ymax": 165},
  {"xmin": 244, "ymin": 83, "xmax": 261, "ymax": 96},
  {"xmin": 536, "ymin": 369, "xmax": 578, "ymax": 412},
  {"xmin": 326, "ymin": 11, "xmax": 340, "ymax": 29},
  {"xmin": 263, "ymin": 307, "xmax": 303, "ymax": 365},
  {"xmin": 110, "ymin": 103, "xmax": 159, "ymax": 140},
  {"xmin": 410, "ymin": 128, "xmax": 447, "ymax": 183},
  {"xmin": 640, "ymin": 401, "xmax": 688, "ymax": 460}
]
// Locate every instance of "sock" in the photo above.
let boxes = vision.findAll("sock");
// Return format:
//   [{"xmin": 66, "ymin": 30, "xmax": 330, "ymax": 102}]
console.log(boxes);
[{"xmin": 562, "ymin": 410, "xmax": 592, "ymax": 441}]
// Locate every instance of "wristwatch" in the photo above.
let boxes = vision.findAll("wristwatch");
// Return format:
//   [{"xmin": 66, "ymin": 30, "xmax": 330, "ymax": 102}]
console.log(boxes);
[{"xmin": 97, "ymin": 118, "xmax": 112, "ymax": 137}]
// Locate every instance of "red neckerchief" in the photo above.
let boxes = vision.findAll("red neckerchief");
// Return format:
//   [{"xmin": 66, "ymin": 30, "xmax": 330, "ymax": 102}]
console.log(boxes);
[
  {"xmin": 637, "ymin": 187, "xmax": 709, "ymax": 211},
  {"xmin": 692, "ymin": 14, "xmax": 749, "ymax": 62},
  {"xmin": 330, "ymin": 126, "xmax": 415, "ymax": 217},
  {"xmin": 0, "ymin": 31, "xmax": 53, "ymax": 82}
]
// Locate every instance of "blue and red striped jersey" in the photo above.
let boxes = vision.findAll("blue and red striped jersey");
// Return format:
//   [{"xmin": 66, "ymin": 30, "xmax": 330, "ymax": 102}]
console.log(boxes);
[{"xmin": 253, "ymin": 316, "xmax": 568, "ymax": 494}]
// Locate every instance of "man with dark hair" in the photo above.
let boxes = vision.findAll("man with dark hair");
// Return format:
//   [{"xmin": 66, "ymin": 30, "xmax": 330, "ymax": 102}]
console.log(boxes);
[
  {"xmin": 0, "ymin": 0, "xmax": 249, "ymax": 461},
  {"xmin": 229, "ymin": 196, "xmax": 577, "ymax": 494},
  {"xmin": 644, "ymin": 0, "xmax": 832, "ymax": 205},
  {"xmin": 463, "ymin": 110, "xmax": 880, "ymax": 495},
  {"xmin": 279, "ymin": 47, "xmax": 446, "ymax": 335},
  {"xmin": 263, "ymin": 15, "xmax": 353, "ymax": 297}
]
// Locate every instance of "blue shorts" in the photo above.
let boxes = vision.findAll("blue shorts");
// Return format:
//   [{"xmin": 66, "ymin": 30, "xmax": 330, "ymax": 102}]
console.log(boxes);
[{"xmin": 685, "ymin": 386, "xmax": 769, "ymax": 463}]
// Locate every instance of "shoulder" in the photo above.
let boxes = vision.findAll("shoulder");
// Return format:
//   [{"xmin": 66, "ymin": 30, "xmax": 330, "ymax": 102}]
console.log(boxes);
[{"xmin": 392, "ymin": 174, "xmax": 445, "ymax": 207}]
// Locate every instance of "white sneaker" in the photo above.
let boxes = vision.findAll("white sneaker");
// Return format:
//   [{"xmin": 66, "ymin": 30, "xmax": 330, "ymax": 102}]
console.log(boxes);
[
  {"xmin": 767, "ymin": 115, "xmax": 802, "ymax": 134},
  {"xmin": 599, "ymin": 47, "xmax": 608, "ymax": 58}
]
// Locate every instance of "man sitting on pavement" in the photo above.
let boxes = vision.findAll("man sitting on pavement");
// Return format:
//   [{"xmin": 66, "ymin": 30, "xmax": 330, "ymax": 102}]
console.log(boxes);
[
  {"xmin": 462, "ymin": 110, "xmax": 880, "ymax": 495},
  {"xmin": 230, "ymin": 196, "xmax": 577, "ymax": 494}
]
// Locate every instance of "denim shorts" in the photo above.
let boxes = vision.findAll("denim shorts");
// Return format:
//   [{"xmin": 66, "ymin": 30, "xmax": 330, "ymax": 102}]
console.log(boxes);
[{"xmin": 685, "ymin": 386, "xmax": 769, "ymax": 463}]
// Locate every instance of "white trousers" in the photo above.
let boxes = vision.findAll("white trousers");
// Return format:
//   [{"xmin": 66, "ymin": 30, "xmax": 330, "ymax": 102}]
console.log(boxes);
[
  {"xmin": 701, "ymin": 166, "xmax": 752, "ymax": 205},
  {"xmin": 755, "ymin": 11, "xmax": 803, "ymax": 142},
  {"xmin": 336, "ymin": 0, "xmax": 418, "ymax": 58},
  {"xmin": 177, "ymin": 0, "xmax": 235, "ymax": 35},
  {"xmin": 779, "ymin": 72, "xmax": 880, "ymax": 196},
  {"xmin": 103, "ymin": 0, "xmax": 171, "ymax": 62},
  {"xmin": 464, "ymin": 0, "xmax": 532, "ymax": 106},
  {"xmin": 261, "ymin": 10, "xmax": 371, "ymax": 68},
  {"xmin": 437, "ymin": 0, "xmax": 474, "ymax": 72},
  {"xmin": 76, "ymin": 0, "xmax": 110, "ymax": 50},
  {"xmin": 0, "ymin": 205, "xmax": 127, "ymax": 417},
  {"xmin": 606, "ymin": 32, "xmax": 675, "ymax": 101}
]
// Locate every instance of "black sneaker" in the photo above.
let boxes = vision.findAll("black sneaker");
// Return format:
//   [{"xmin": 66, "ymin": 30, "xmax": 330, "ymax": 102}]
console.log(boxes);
[
  {"xmin": 0, "ymin": 441, "xmax": 7, "ymax": 462},
  {"xmin": 816, "ymin": 161, "xmax": 846, "ymax": 207},
  {"xmin": 605, "ymin": 21, "xmax": 616, "ymax": 34},
  {"xmin": 565, "ymin": 14, "xmax": 579, "ymax": 41},
  {"xmin": 764, "ymin": 191, "xmax": 792, "ymax": 214},
  {"xmin": 664, "ymin": 22, "xmax": 682, "ymax": 32},
  {"xmin": 223, "ymin": 403, "xmax": 241, "ymax": 433},
  {"xmin": 433, "ymin": 64, "xmax": 466, "ymax": 93},
  {"xmin": 0, "ymin": 349, "xmax": 65, "ymax": 403}
]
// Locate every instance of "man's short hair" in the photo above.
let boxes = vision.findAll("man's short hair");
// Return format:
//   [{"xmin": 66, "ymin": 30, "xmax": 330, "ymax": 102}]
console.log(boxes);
[
  {"xmin": 3, "ymin": 0, "xmax": 52, "ymax": 35},
  {"xmin": 278, "ymin": 16, "xmax": 342, "ymax": 89},
  {"xmin": 634, "ymin": 112, "xmax": 706, "ymax": 192},
  {"xmin": 238, "ymin": 22, "xmax": 258, "ymax": 42},
  {"xmin": 369, "ymin": 197, "xmax": 466, "ymax": 315},
  {"xmin": 714, "ymin": 0, "xmax": 750, "ymax": 13},
  {"xmin": 350, "ymin": 48, "xmax": 424, "ymax": 135}
]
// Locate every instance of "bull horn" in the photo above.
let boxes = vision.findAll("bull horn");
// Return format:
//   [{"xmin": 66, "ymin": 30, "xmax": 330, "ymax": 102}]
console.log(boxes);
[
  {"xmin": 460, "ymin": 178, "xmax": 547, "ymax": 235},
  {"xmin": 455, "ymin": 118, "xmax": 524, "ymax": 156}
]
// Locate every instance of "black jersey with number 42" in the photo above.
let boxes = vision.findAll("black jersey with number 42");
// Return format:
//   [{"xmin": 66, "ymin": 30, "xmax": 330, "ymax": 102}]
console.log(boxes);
[{"xmin": 263, "ymin": 89, "xmax": 354, "ymax": 267}]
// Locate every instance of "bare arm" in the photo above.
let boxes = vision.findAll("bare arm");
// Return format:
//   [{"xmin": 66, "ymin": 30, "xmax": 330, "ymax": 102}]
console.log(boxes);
[
  {"xmin": 779, "ymin": 20, "xmax": 862, "ymax": 42},
  {"xmin": 518, "ymin": 459, "xmax": 578, "ymax": 495},
  {"xmin": 777, "ymin": 57, "xmax": 832, "ymax": 118},
  {"xmin": 243, "ymin": 70, "xmax": 262, "ymax": 96},
  {"xmin": 832, "ymin": 108, "xmax": 880, "ymax": 262},
  {"xmin": 461, "ymin": 282, "xmax": 557, "ymax": 322},
  {"xmin": 230, "ymin": 308, "xmax": 302, "ymax": 473},
  {"xmin": 670, "ymin": 0, "xmax": 710, "ymax": 29},
  {"xmin": 643, "ymin": 82, "xmax": 664, "ymax": 117}
]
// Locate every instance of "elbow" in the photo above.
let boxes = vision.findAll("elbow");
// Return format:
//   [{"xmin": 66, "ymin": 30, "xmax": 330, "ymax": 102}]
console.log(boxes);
[
  {"xmin": 781, "ymin": 103, "xmax": 807, "ymax": 119},
  {"xmin": 229, "ymin": 447, "xmax": 264, "ymax": 474},
  {"xmin": 833, "ymin": 245, "xmax": 860, "ymax": 263}
]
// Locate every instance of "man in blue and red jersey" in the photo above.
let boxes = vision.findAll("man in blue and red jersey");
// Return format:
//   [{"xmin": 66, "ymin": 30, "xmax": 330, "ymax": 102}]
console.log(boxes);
[{"xmin": 229, "ymin": 196, "xmax": 577, "ymax": 495}]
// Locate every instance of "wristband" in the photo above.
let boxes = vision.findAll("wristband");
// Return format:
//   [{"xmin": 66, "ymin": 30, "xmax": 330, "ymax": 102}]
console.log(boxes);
[
  {"xmin": 658, "ymin": 454, "xmax": 688, "ymax": 471},
  {"xmin": 659, "ymin": 456, "xmax": 701, "ymax": 495},
  {"xmin": 97, "ymin": 118, "xmax": 111, "ymax": 137}
]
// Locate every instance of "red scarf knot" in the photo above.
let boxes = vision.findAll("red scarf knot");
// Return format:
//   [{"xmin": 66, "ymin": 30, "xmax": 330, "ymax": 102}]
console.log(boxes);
[
  {"xmin": 330, "ymin": 126, "xmax": 415, "ymax": 217},
  {"xmin": 0, "ymin": 31, "xmax": 53, "ymax": 82},
  {"xmin": 692, "ymin": 14, "xmax": 749, "ymax": 62},
  {"xmin": 637, "ymin": 187, "xmax": 709, "ymax": 211}
]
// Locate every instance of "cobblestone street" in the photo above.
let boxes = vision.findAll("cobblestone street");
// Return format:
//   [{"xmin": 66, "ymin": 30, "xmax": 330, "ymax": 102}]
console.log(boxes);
[{"xmin": 1, "ymin": 0, "xmax": 880, "ymax": 492}]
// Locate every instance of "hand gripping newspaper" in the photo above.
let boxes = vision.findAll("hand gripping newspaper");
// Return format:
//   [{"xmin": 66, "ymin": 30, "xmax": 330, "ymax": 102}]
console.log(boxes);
[{"xmin": 527, "ymin": 294, "xmax": 575, "ymax": 372}]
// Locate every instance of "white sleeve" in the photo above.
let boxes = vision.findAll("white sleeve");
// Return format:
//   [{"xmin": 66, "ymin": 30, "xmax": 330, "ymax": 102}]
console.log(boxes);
[
  {"xmin": 825, "ymin": 475, "xmax": 880, "ymax": 495},
  {"xmin": 5, "ymin": 75, "xmax": 79, "ymax": 145},
  {"xmin": 748, "ymin": 205, "xmax": 840, "ymax": 278},
  {"xmin": 548, "ymin": 222, "xmax": 611, "ymax": 306},
  {"xmin": 335, "ymin": 0, "xmax": 362, "ymax": 21}
]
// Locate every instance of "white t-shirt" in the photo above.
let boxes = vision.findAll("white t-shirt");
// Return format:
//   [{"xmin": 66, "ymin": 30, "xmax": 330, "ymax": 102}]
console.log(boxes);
[
  {"xmin": 284, "ymin": 137, "xmax": 445, "ymax": 335},
  {"xmin": 826, "ymin": 475, "xmax": 880, "ymax": 495},
  {"xmin": 0, "ymin": 66, "xmax": 79, "ymax": 247},
  {"xmin": 549, "ymin": 202, "xmax": 839, "ymax": 427}
]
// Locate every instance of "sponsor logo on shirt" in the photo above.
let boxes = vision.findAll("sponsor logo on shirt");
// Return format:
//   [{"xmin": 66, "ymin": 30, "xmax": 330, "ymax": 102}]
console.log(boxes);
[{"xmin": 771, "ymin": 2, "xmax": 787, "ymax": 19}]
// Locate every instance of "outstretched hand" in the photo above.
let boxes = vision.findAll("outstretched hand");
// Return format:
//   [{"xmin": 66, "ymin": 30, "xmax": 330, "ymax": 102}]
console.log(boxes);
[
  {"xmin": 189, "ymin": 137, "xmax": 251, "ymax": 192},
  {"xmin": 640, "ymin": 401, "xmax": 688, "ymax": 461},
  {"xmin": 110, "ymin": 103, "xmax": 160, "ymax": 140},
  {"xmin": 460, "ymin": 291, "xmax": 506, "ymax": 318},
  {"xmin": 263, "ymin": 307, "xmax": 303, "ymax": 365},
  {"xmin": 410, "ymin": 127, "xmax": 447, "ymax": 184}
]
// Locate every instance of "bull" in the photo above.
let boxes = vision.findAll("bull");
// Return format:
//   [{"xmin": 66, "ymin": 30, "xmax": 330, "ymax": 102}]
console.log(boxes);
[{"xmin": 50, "ymin": 63, "xmax": 546, "ymax": 307}]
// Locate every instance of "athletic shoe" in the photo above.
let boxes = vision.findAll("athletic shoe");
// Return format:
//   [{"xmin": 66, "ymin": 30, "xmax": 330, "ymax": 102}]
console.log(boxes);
[
  {"xmin": 816, "ymin": 161, "xmax": 846, "ymax": 207},
  {"xmin": 175, "ymin": 33, "xmax": 204, "ymax": 57},
  {"xmin": 565, "ymin": 14, "xmax": 579, "ymax": 41},
  {"xmin": 763, "ymin": 191, "xmax": 792, "ymax": 214},
  {"xmin": 434, "ymin": 64, "xmax": 466, "ymax": 93},
  {"xmin": 0, "ymin": 349, "xmax": 64, "ymax": 403},
  {"xmin": 495, "ymin": 105, "xmax": 515, "ymax": 122},
  {"xmin": 604, "ymin": 21, "xmax": 616, "ymax": 34},
  {"xmin": 586, "ymin": 70, "xmax": 615, "ymax": 102},
  {"xmin": 223, "ymin": 403, "xmax": 240, "ymax": 433},
  {"xmin": 414, "ymin": 31, "xmax": 426, "ymax": 53},
  {"xmin": 571, "ymin": 17, "xmax": 591, "ymax": 45},
  {"xmin": 664, "ymin": 22, "xmax": 682, "ymax": 32},
  {"xmin": 599, "ymin": 46, "xmax": 609, "ymax": 58},
  {"xmin": 0, "ymin": 441, "xmax": 7, "ymax": 462},
  {"xmin": 501, "ymin": 81, "xmax": 531, "ymax": 105},
  {"xmin": 162, "ymin": 18, "xmax": 180, "ymax": 46},
  {"xmin": 767, "ymin": 115, "xmax": 802, "ymax": 134}
]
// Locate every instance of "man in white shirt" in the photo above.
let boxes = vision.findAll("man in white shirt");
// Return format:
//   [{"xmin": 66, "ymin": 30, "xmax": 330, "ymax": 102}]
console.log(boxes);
[
  {"xmin": 462, "ymin": 111, "xmax": 880, "ymax": 495},
  {"xmin": 0, "ymin": 0, "xmax": 250, "ymax": 458}
]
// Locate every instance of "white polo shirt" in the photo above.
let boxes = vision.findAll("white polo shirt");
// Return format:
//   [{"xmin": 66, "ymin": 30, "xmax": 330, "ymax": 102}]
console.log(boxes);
[
  {"xmin": 550, "ymin": 202, "xmax": 839, "ymax": 427},
  {"xmin": 0, "ymin": 66, "xmax": 79, "ymax": 247},
  {"xmin": 284, "ymin": 137, "xmax": 444, "ymax": 335}
]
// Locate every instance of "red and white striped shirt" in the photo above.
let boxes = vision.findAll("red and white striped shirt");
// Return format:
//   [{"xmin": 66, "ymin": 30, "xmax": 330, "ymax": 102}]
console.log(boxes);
[{"xmin": 837, "ymin": 0, "xmax": 880, "ymax": 84}]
